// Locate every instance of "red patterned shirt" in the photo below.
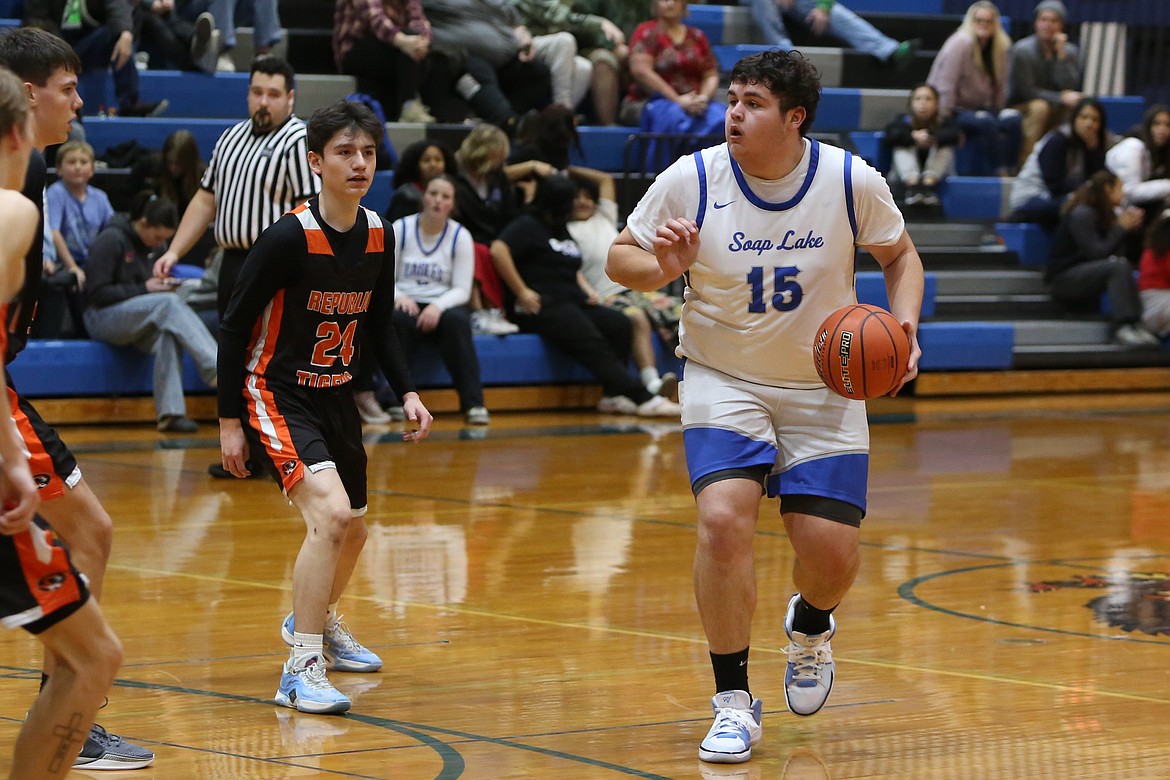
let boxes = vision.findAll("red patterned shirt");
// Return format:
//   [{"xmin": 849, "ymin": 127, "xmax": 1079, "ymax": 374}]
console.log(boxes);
[{"xmin": 627, "ymin": 20, "xmax": 715, "ymax": 102}]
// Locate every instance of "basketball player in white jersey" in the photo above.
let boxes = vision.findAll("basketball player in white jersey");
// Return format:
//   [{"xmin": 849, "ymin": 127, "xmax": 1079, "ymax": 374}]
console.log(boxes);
[{"xmin": 609, "ymin": 49, "xmax": 924, "ymax": 764}]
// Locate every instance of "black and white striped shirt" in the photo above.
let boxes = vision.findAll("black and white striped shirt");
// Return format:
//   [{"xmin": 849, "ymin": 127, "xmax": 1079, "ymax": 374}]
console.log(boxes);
[{"xmin": 201, "ymin": 115, "xmax": 320, "ymax": 250}]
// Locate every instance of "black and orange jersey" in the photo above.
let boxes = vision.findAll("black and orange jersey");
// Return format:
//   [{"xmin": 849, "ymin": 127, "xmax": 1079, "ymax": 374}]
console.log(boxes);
[
  {"xmin": 217, "ymin": 198, "xmax": 416, "ymax": 419},
  {"xmin": 5, "ymin": 149, "xmax": 46, "ymax": 364}
]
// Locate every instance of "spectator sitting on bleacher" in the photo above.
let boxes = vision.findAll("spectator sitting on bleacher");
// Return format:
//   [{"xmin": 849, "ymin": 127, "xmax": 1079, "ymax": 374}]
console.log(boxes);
[
  {"xmin": 1139, "ymin": 209, "xmax": 1170, "ymax": 340},
  {"xmin": 1009, "ymin": 96, "xmax": 1112, "ymax": 228},
  {"xmin": 513, "ymin": 0, "xmax": 628, "ymax": 120},
  {"xmin": 508, "ymin": 103, "xmax": 578, "ymax": 170},
  {"xmin": 179, "ymin": 0, "xmax": 281, "ymax": 72},
  {"xmin": 24, "ymin": 0, "xmax": 167, "ymax": 116},
  {"xmin": 622, "ymin": 0, "xmax": 723, "ymax": 170},
  {"xmin": 926, "ymin": 1, "xmax": 1019, "ymax": 176},
  {"xmin": 386, "ymin": 139, "xmax": 457, "ymax": 221},
  {"xmin": 333, "ymin": 0, "xmax": 439, "ymax": 123},
  {"xmin": 155, "ymin": 129, "xmax": 216, "ymax": 267},
  {"xmin": 133, "ymin": 1, "xmax": 218, "ymax": 73},
  {"xmin": 83, "ymin": 192, "xmax": 219, "ymax": 432},
  {"xmin": 1106, "ymin": 104, "xmax": 1170, "ymax": 215},
  {"xmin": 422, "ymin": 0, "xmax": 556, "ymax": 130},
  {"xmin": 568, "ymin": 166, "xmax": 680, "ymax": 398},
  {"xmin": 391, "ymin": 174, "xmax": 491, "ymax": 425},
  {"xmin": 518, "ymin": 0, "xmax": 628, "ymax": 124},
  {"xmin": 1007, "ymin": 0, "xmax": 1083, "ymax": 167},
  {"xmin": 883, "ymin": 83, "xmax": 960, "ymax": 209},
  {"xmin": 745, "ymin": 0, "xmax": 917, "ymax": 69},
  {"xmin": 490, "ymin": 173, "xmax": 680, "ymax": 417},
  {"xmin": 453, "ymin": 124, "xmax": 542, "ymax": 335},
  {"xmin": 1044, "ymin": 169, "xmax": 1157, "ymax": 348},
  {"xmin": 47, "ymin": 140, "xmax": 115, "ymax": 290}
]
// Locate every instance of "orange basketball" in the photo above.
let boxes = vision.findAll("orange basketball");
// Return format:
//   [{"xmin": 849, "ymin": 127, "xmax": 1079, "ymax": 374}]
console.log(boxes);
[{"xmin": 813, "ymin": 304, "xmax": 910, "ymax": 400}]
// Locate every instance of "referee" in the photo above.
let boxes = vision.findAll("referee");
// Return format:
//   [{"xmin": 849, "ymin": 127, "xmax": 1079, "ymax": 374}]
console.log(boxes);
[
  {"xmin": 155, "ymin": 55, "xmax": 318, "ymax": 478},
  {"xmin": 154, "ymin": 54, "xmax": 319, "ymax": 327}
]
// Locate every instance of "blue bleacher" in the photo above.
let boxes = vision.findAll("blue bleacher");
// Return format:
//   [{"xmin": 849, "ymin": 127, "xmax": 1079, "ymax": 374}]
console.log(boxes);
[
  {"xmin": 996, "ymin": 222, "xmax": 1051, "ymax": 267},
  {"xmin": 10, "ymin": 265, "xmax": 1014, "ymax": 400}
]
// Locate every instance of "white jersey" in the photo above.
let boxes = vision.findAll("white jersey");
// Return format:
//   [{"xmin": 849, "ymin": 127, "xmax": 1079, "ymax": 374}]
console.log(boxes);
[
  {"xmin": 392, "ymin": 214, "xmax": 475, "ymax": 310},
  {"xmin": 627, "ymin": 139, "xmax": 904, "ymax": 387}
]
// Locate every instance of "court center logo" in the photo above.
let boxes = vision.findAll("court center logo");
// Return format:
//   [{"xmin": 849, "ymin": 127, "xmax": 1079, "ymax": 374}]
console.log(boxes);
[{"xmin": 1029, "ymin": 572, "xmax": 1170, "ymax": 636}]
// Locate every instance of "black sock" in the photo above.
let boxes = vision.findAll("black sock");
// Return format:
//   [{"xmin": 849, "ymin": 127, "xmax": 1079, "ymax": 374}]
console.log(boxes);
[
  {"xmin": 792, "ymin": 596, "xmax": 835, "ymax": 636},
  {"xmin": 710, "ymin": 648, "xmax": 750, "ymax": 696},
  {"xmin": 40, "ymin": 672, "xmax": 48, "ymax": 691}
]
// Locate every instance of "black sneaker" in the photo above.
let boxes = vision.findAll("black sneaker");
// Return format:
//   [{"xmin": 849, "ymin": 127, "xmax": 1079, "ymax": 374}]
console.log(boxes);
[
  {"xmin": 120, "ymin": 99, "xmax": 169, "ymax": 117},
  {"xmin": 157, "ymin": 415, "xmax": 198, "ymax": 433},
  {"xmin": 73, "ymin": 724, "xmax": 154, "ymax": 770}
]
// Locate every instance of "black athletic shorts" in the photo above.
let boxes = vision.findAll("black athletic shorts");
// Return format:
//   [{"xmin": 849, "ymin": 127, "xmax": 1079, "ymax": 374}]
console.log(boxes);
[
  {"xmin": 241, "ymin": 377, "xmax": 369, "ymax": 513},
  {"xmin": 6, "ymin": 380, "xmax": 80, "ymax": 500},
  {"xmin": 0, "ymin": 516, "xmax": 90, "ymax": 634}
]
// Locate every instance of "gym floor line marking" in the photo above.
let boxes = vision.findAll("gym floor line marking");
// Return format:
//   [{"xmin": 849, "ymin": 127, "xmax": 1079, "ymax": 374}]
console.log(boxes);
[{"xmin": 95, "ymin": 558, "xmax": 1170, "ymax": 707}]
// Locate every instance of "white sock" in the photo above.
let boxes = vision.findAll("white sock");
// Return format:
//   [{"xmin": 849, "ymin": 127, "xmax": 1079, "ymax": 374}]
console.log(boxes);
[
  {"xmin": 292, "ymin": 631, "xmax": 323, "ymax": 664},
  {"xmin": 641, "ymin": 367, "xmax": 661, "ymax": 389}
]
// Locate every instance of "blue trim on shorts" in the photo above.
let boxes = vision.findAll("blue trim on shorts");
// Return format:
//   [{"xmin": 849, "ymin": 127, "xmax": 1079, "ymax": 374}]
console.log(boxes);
[
  {"xmin": 766, "ymin": 453, "xmax": 868, "ymax": 511},
  {"xmin": 684, "ymin": 426, "xmax": 777, "ymax": 487}
]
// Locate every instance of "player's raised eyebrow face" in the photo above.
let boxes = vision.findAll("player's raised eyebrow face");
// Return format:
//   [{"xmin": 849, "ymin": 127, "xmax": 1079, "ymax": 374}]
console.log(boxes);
[{"xmin": 728, "ymin": 83, "xmax": 775, "ymax": 102}]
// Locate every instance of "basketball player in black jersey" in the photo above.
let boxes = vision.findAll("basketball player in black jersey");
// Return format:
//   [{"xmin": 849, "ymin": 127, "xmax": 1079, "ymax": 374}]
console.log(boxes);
[
  {"xmin": 0, "ymin": 28, "xmax": 154, "ymax": 769},
  {"xmin": 217, "ymin": 100, "xmax": 432, "ymax": 713}
]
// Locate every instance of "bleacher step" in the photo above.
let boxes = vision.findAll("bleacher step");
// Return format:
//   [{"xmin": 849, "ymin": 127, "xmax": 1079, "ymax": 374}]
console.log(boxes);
[
  {"xmin": 904, "ymin": 221, "xmax": 998, "ymax": 247},
  {"xmin": 1013, "ymin": 344, "xmax": 1170, "ymax": 370},
  {"xmin": 932, "ymin": 269, "xmax": 1044, "ymax": 295},
  {"xmin": 933, "ymin": 295, "xmax": 1059, "ymax": 319}
]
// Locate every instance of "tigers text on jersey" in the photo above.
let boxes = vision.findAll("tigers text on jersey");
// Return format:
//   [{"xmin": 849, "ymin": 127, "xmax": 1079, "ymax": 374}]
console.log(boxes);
[
  {"xmin": 626, "ymin": 139, "xmax": 904, "ymax": 387},
  {"xmin": 216, "ymin": 196, "xmax": 418, "ymax": 422},
  {"xmin": 245, "ymin": 203, "xmax": 384, "ymax": 390}
]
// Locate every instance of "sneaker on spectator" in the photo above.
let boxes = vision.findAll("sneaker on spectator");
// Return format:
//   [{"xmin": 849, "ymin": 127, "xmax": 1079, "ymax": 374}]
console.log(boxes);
[
  {"xmin": 121, "ymin": 99, "xmax": 168, "ymax": 117},
  {"xmin": 783, "ymin": 594, "xmax": 836, "ymax": 717},
  {"xmin": 275, "ymin": 653, "xmax": 351, "ymax": 714},
  {"xmin": 191, "ymin": 13, "xmax": 219, "ymax": 74},
  {"xmin": 648, "ymin": 371, "xmax": 679, "ymax": 399},
  {"xmin": 471, "ymin": 308, "xmax": 519, "ymax": 335},
  {"xmin": 73, "ymin": 724, "xmax": 155, "ymax": 770},
  {"xmin": 355, "ymin": 390, "xmax": 391, "ymax": 424},
  {"xmin": 1114, "ymin": 324, "xmax": 1161, "ymax": 348},
  {"xmin": 596, "ymin": 395, "xmax": 638, "ymax": 414},
  {"xmin": 399, "ymin": 98, "xmax": 436, "ymax": 123},
  {"xmin": 890, "ymin": 38, "xmax": 920, "ymax": 71},
  {"xmin": 158, "ymin": 414, "xmax": 198, "ymax": 433},
  {"xmin": 217, "ymin": 52, "xmax": 237, "ymax": 72},
  {"xmin": 465, "ymin": 406, "xmax": 491, "ymax": 425},
  {"xmin": 636, "ymin": 395, "xmax": 682, "ymax": 417},
  {"xmin": 698, "ymin": 690, "xmax": 762, "ymax": 764}
]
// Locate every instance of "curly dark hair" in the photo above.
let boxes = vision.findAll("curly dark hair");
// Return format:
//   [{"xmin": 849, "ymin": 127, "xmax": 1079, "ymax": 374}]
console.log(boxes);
[
  {"xmin": 393, "ymin": 140, "xmax": 457, "ymax": 188},
  {"xmin": 1147, "ymin": 209, "xmax": 1170, "ymax": 257},
  {"xmin": 728, "ymin": 49, "xmax": 821, "ymax": 135}
]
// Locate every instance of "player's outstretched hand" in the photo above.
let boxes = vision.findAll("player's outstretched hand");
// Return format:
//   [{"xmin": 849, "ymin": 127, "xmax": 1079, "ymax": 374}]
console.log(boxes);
[
  {"xmin": 652, "ymin": 218, "xmax": 700, "ymax": 280},
  {"xmin": 219, "ymin": 418, "xmax": 252, "ymax": 478},
  {"xmin": 401, "ymin": 393, "xmax": 433, "ymax": 443},
  {"xmin": 889, "ymin": 320, "xmax": 921, "ymax": 397}
]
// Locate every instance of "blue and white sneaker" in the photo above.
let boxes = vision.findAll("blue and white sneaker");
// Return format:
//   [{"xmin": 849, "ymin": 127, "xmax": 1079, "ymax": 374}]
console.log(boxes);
[
  {"xmin": 275, "ymin": 653, "xmax": 351, "ymax": 714},
  {"xmin": 281, "ymin": 612, "xmax": 383, "ymax": 673},
  {"xmin": 698, "ymin": 690, "xmax": 762, "ymax": 764},
  {"xmin": 783, "ymin": 594, "xmax": 836, "ymax": 717}
]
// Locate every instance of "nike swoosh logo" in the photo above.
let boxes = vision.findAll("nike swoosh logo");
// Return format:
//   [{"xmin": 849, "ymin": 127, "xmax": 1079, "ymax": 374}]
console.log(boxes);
[{"xmin": 713, "ymin": 201, "xmax": 735, "ymax": 209}]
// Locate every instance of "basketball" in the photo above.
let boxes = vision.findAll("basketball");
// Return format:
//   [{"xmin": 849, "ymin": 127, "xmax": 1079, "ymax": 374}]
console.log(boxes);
[{"xmin": 813, "ymin": 304, "xmax": 910, "ymax": 400}]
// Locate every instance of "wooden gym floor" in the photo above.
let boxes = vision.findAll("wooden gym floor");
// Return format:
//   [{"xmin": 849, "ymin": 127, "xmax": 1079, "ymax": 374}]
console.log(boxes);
[{"xmin": 2, "ymin": 403, "xmax": 1170, "ymax": 779}]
